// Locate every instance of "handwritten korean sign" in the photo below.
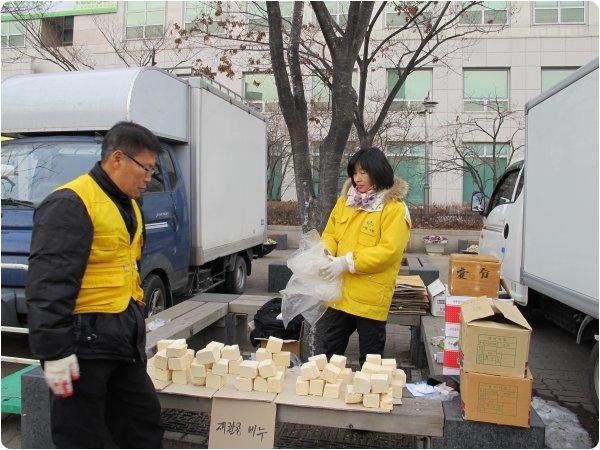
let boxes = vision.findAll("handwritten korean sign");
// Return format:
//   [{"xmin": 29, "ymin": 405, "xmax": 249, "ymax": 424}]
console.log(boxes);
[{"xmin": 208, "ymin": 398, "xmax": 276, "ymax": 448}]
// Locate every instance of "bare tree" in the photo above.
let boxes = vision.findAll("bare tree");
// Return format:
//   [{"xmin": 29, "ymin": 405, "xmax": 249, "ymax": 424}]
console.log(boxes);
[
  {"xmin": 435, "ymin": 97, "xmax": 524, "ymax": 197},
  {"xmin": 265, "ymin": 110, "xmax": 294, "ymax": 200},
  {"xmin": 1, "ymin": 2, "xmax": 95, "ymax": 70}
]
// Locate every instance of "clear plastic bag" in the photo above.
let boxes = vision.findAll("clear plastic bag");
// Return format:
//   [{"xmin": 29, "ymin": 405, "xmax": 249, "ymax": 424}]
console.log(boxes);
[{"xmin": 281, "ymin": 230, "xmax": 342, "ymax": 328}]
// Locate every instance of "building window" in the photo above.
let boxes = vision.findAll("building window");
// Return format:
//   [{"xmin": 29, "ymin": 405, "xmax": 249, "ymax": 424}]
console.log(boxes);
[
  {"xmin": 310, "ymin": 71, "xmax": 358, "ymax": 109},
  {"xmin": 268, "ymin": 152, "xmax": 283, "ymax": 200},
  {"xmin": 184, "ymin": 2, "xmax": 227, "ymax": 34},
  {"xmin": 322, "ymin": 1, "xmax": 350, "ymax": 27},
  {"xmin": 385, "ymin": 2, "xmax": 432, "ymax": 28},
  {"xmin": 387, "ymin": 143, "xmax": 426, "ymax": 205},
  {"xmin": 541, "ymin": 67, "xmax": 578, "ymax": 91},
  {"xmin": 463, "ymin": 69, "xmax": 509, "ymax": 112},
  {"xmin": 462, "ymin": 143, "xmax": 507, "ymax": 203},
  {"xmin": 533, "ymin": 1, "xmax": 585, "ymax": 24},
  {"xmin": 1, "ymin": 21, "xmax": 24, "ymax": 48},
  {"xmin": 459, "ymin": 1, "xmax": 508, "ymax": 25},
  {"xmin": 388, "ymin": 69, "xmax": 433, "ymax": 111},
  {"xmin": 40, "ymin": 16, "xmax": 74, "ymax": 47},
  {"xmin": 248, "ymin": 2, "xmax": 293, "ymax": 33},
  {"xmin": 243, "ymin": 73, "xmax": 279, "ymax": 112},
  {"xmin": 125, "ymin": 2, "xmax": 165, "ymax": 40}
]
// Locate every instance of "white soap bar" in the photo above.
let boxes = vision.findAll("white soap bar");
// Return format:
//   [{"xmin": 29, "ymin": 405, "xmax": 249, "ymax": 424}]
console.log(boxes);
[
  {"xmin": 337, "ymin": 368, "xmax": 354, "ymax": 385},
  {"xmin": 377, "ymin": 365, "xmax": 394, "ymax": 378},
  {"xmin": 344, "ymin": 384, "xmax": 362, "ymax": 404},
  {"xmin": 321, "ymin": 363, "xmax": 342, "ymax": 384},
  {"xmin": 363, "ymin": 393, "xmax": 380, "ymax": 408},
  {"xmin": 187, "ymin": 348, "xmax": 195, "ymax": 362},
  {"xmin": 221, "ymin": 345, "xmax": 241, "ymax": 361},
  {"xmin": 157, "ymin": 339, "xmax": 175, "ymax": 351},
  {"xmin": 154, "ymin": 367, "xmax": 171, "ymax": 382},
  {"xmin": 212, "ymin": 358, "xmax": 229, "ymax": 376},
  {"xmin": 235, "ymin": 376, "xmax": 253, "ymax": 392},
  {"xmin": 228, "ymin": 356, "xmax": 243, "ymax": 375},
  {"xmin": 380, "ymin": 393, "xmax": 394, "ymax": 411},
  {"xmin": 206, "ymin": 372, "xmax": 224, "ymax": 389},
  {"xmin": 206, "ymin": 341, "xmax": 225, "ymax": 360},
  {"xmin": 329, "ymin": 354, "xmax": 347, "ymax": 369},
  {"xmin": 172, "ymin": 368, "xmax": 191, "ymax": 385},
  {"xmin": 352, "ymin": 371, "xmax": 371, "ymax": 394},
  {"xmin": 365, "ymin": 354, "xmax": 382, "ymax": 365},
  {"xmin": 309, "ymin": 379, "xmax": 325, "ymax": 396},
  {"xmin": 361, "ymin": 361, "xmax": 380, "ymax": 375},
  {"xmin": 392, "ymin": 369, "xmax": 407, "ymax": 385},
  {"xmin": 239, "ymin": 360, "xmax": 259, "ymax": 379},
  {"xmin": 300, "ymin": 361, "xmax": 320, "ymax": 380},
  {"xmin": 154, "ymin": 349, "xmax": 169, "ymax": 370},
  {"xmin": 295, "ymin": 378, "xmax": 310, "ymax": 396},
  {"xmin": 191, "ymin": 362, "xmax": 207, "ymax": 378},
  {"xmin": 390, "ymin": 379, "xmax": 404, "ymax": 399},
  {"xmin": 258, "ymin": 359, "xmax": 277, "ymax": 378},
  {"xmin": 308, "ymin": 354, "xmax": 328, "ymax": 371},
  {"xmin": 191, "ymin": 376, "xmax": 206, "ymax": 386},
  {"xmin": 371, "ymin": 373, "xmax": 390, "ymax": 394},
  {"xmin": 323, "ymin": 382, "xmax": 341, "ymax": 399},
  {"xmin": 267, "ymin": 371, "xmax": 284, "ymax": 393},
  {"xmin": 256, "ymin": 348, "xmax": 271, "ymax": 362},
  {"xmin": 272, "ymin": 351, "xmax": 291, "ymax": 368},
  {"xmin": 166, "ymin": 340, "xmax": 188, "ymax": 358},
  {"xmin": 253, "ymin": 376, "xmax": 268, "ymax": 392},
  {"xmin": 266, "ymin": 336, "xmax": 284, "ymax": 353},
  {"xmin": 195, "ymin": 349, "xmax": 216, "ymax": 365},
  {"xmin": 168, "ymin": 355, "xmax": 190, "ymax": 371},
  {"xmin": 381, "ymin": 358, "xmax": 397, "ymax": 368}
]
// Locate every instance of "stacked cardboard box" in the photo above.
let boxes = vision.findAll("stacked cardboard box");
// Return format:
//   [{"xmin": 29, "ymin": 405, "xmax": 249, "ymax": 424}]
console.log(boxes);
[{"xmin": 459, "ymin": 296, "xmax": 533, "ymax": 428}]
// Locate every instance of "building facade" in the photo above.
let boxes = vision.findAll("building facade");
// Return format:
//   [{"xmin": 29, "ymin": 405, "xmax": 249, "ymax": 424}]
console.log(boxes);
[{"xmin": 2, "ymin": 1, "xmax": 598, "ymax": 205}]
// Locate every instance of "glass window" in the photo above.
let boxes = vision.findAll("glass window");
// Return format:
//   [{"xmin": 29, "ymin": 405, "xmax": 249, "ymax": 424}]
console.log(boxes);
[
  {"xmin": 388, "ymin": 69, "xmax": 432, "ymax": 110},
  {"xmin": 323, "ymin": 1, "xmax": 350, "ymax": 27},
  {"xmin": 267, "ymin": 153, "xmax": 283, "ymax": 200},
  {"xmin": 459, "ymin": 1, "xmax": 508, "ymax": 25},
  {"xmin": 385, "ymin": 2, "xmax": 432, "ymax": 28},
  {"xmin": 125, "ymin": 2, "xmax": 165, "ymax": 39},
  {"xmin": 387, "ymin": 143, "xmax": 426, "ymax": 205},
  {"xmin": 461, "ymin": 143, "xmax": 508, "ymax": 203},
  {"xmin": 243, "ymin": 73, "xmax": 279, "ymax": 112},
  {"xmin": 1, "ymin": 21, "xmax": 25, "ymax": 48},
  {"xmin": 463, "ymin": 69, "xmax": 509, "ymax": 112},
  {"xmin": 310, "ymin": 71, "xmax": 358, "ymax": 108},
  {"xmin": 487, "ymin": 169, "xmax": 520, "ymax": 211},
  {"xmin": 184, "ymin": 2, "xmax": 228, "ymax": 34},
  {"xmin": 541, "ymin": 67, "xmax": 578, "ymax": 91},
  {"xmin": 248, "ymin": 2, "xmax": 293, "ymax": 33},
  {"xmin": 63, "ymin": 16, "xmax": 74, "ymax": 46},
  {"xmin": 534, "ymin": 1, "xmax": 585, "ymax": 24},
  {"xmin": 160, "ymin": 148, "xmax": 178, "ymax": 190}
]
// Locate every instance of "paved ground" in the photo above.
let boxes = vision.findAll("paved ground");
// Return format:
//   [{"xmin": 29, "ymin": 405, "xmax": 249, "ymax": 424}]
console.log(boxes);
[{"xmin": 2, "ymin": 249, "xmax": 598, "ymax": 447}]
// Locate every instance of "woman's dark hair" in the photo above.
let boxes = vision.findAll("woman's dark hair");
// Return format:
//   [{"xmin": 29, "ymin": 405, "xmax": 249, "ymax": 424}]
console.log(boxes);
[
  {"xmin": 347, "ymin": 147, "xmax": 394, "ymax": 190},
  {"xmin": 101, "ymin": 121, "xmax": 162, "ymax": 161}
]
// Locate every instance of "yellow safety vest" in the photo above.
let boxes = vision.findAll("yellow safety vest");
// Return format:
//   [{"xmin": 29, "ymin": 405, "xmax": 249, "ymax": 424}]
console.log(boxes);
[{"xmin": 56, "ymin": 174, "xmax": 144, "ymax": 314}]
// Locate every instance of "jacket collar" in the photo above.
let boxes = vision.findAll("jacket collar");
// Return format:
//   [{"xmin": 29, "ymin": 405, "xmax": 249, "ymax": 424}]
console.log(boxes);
[{"xmin": 341, "ymin": 176, "xmax": 409, "ymax": 204}]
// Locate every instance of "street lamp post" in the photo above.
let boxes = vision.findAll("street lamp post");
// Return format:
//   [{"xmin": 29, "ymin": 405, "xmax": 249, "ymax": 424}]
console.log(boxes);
[{"xmin": 422, "ymin": 93, "xmax": 438, "ymax": 217}]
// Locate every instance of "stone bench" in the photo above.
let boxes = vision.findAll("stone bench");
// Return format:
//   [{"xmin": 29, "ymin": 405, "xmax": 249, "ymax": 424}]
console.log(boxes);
[
  {"xmin": 268, "ymin": 234, "xmax": 288, "ymax": 250},
  {"xmin": 405, "ymin": 255, "xmax": 440, "ymax": 286}
]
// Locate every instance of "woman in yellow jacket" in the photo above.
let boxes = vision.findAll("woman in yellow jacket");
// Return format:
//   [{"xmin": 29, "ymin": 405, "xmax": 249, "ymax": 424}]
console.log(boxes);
[{"xmin": 318, "ymin": 147, "xmax": 411, "ymax": 365}]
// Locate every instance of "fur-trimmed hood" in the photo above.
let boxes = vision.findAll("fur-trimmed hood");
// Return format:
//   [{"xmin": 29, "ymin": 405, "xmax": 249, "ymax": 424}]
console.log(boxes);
[{"xmin": 341, "ymin": 176, "xmax": 409, "ymax": 203}]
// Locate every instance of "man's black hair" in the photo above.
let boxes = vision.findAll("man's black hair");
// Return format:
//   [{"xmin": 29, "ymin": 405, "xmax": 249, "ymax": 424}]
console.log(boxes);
[
  {"xmin": 101, "ymin": 121, "xmax": 162, "ymax": 161},
  {"xmin": 347, "ymin": 147, "xmax": 395, "ymax": 190}
]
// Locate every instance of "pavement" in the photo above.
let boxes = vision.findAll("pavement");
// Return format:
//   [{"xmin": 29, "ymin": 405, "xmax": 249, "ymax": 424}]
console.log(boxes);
[{"xmin": 2, "ymin": 249, "xmax": 598, "ymax": 448}]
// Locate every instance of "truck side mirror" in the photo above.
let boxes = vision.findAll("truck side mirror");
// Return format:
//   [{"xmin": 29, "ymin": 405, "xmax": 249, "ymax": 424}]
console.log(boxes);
[{"xmin": 471, "ymin": 192, "xmax": 486, "ymax": 214}]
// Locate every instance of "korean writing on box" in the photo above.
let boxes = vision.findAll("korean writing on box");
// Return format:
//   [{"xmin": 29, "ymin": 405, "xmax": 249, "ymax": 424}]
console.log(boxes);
[{"xmin": 215, "ymin": 420, "xmax": 269, "ymax": 442}]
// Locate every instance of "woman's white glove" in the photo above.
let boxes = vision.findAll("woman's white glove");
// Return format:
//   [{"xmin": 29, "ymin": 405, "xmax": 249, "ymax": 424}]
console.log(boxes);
[
  {"xmin": 319, "ymin": 252, "xmax": 355, "ymax": 281},
  {"xmin": 43, "ymin": 354, "xmax": 80, "ymax": 398}
]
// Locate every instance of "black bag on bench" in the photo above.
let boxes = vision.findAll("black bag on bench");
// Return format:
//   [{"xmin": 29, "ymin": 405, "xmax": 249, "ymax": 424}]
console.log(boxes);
[{"xmin": 249, "ymin": 297, "xmax": 303, "ymax": 347}]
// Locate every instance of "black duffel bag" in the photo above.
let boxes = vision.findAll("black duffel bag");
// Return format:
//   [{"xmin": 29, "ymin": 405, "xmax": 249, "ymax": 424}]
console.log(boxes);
[{"xmin": 249, "ymin": 297, "xmax": 303, "ymax": 347}]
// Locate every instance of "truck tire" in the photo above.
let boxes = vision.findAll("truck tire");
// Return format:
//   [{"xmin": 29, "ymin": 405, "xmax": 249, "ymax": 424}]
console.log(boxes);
[
  {"xmin": 224, "ymin": 255, "xmax": 246, "ymax": 294},
  {"xmin": 143, "ymin": 274, "xmax": 167, "ymax": 318},
  {"xmin": 589, "ymin": 342, "xmax": 598, "ymax": 412}
]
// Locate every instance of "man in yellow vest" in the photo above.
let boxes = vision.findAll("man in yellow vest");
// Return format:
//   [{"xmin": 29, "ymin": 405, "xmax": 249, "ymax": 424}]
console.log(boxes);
[{"xmin": 26, "ymin": 122, "xmax": 164, "ymax": 448}]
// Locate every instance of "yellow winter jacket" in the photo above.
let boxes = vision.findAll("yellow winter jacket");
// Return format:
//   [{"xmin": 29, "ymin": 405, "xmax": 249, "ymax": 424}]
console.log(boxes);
[
  {"xmin": 321, "ymin": 178, "xmax": 411, "ymax": 321},
  {"xmin": 56, "ymin": 174, "xmax": 144, "ymax": 314}
]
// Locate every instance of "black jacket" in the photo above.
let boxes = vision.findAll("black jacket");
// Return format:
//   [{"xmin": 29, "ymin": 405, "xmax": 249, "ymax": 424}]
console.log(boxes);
[{"xmin": 26, "ymin": 163, "xmax": 147, "ymax": 363}]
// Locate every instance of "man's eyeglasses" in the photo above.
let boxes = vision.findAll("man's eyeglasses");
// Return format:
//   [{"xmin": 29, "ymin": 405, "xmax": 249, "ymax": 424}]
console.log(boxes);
[{"xmin": 122, "ymin": 152, "xmax": 158, "ymax": 176}]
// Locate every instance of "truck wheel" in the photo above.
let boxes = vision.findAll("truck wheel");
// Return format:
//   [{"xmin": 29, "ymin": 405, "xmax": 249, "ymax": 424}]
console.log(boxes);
[
  {"xmin": 143, "ymin": 274, "xmax": 167, "ymax": 318},
  {"xmin": 224, "ymin": 255, "xmax": 246, "ymax": 294},
  {"xmin": 589, "ymin": 342, "xmax": 598, "ymax": 412}
]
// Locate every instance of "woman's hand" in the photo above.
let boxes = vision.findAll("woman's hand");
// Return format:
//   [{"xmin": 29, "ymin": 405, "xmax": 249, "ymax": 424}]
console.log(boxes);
[{"xmin": 319, "ymin": 252, "xmax": 354, "ymax": 281}]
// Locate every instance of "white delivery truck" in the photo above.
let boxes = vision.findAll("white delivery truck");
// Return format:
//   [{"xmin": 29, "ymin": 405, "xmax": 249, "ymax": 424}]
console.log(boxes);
[
  {"xmin": 1, "ymin": 67, "xmax": 267, "ymax": 321},
  {"xmin": 471, "ymin": 58, "xmax": 599, "ymax": 403}
]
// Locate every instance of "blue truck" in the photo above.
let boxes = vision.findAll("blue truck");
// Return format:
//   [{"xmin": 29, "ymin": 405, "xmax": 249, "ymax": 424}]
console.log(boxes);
[{"xmin": 1, "ymin": 67, "xmax": 268, "ymax": 326}]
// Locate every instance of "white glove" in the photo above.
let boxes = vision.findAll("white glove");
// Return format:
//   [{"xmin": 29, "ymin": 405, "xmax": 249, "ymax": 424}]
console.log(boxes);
[
  {"xmin": 43, "ymin": 354, "xmax": 80, "ymax": 398},
  {"xmin": 319, "ymin": 252, "xmax": 354, "ymax": 281}
]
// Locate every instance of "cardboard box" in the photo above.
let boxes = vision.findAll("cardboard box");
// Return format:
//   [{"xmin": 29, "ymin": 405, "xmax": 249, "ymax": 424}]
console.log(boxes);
[
  {"xmin": 460, "ymin": 369, "xmax": 533, "ymax": 428},
  {"xmin": 427, "ymin": 279, "xmax": 447, "ymax": 317},
  {"xmin": 459, "ymin": 297, "xmax": 532, "ymax": 378},
  {"xmin": 449, "ymin": 254, "xmax": 500, "ymax": 297}
]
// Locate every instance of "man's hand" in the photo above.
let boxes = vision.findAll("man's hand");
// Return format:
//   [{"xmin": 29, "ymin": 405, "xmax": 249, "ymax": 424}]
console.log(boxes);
[
  {"xmin": 319, "ymin": 252, "xmax": 354, "ymax": 281},
  {"xmin": 43, "ymin": 354, "xmax": 80, "ymax": 398}
]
